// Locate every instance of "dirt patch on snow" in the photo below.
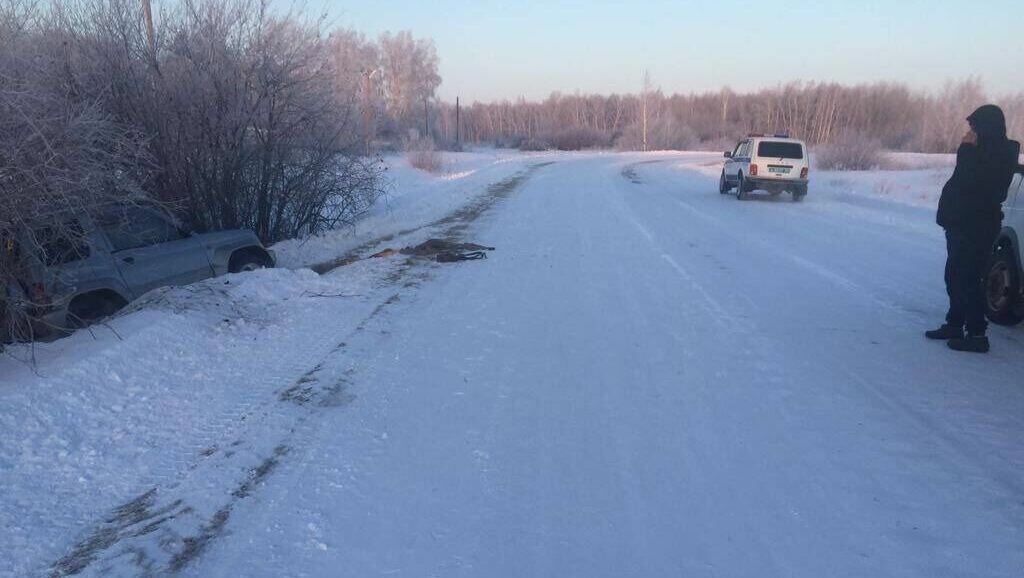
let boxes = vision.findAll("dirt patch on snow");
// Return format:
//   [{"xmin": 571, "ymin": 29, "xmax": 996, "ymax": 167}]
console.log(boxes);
[{"xmin": 311, "ymin": 161, "xmax": 553, "ymax": 275}]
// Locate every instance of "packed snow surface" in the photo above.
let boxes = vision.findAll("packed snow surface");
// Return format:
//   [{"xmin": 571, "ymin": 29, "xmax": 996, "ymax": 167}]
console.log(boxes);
[{"xmin": 2, "ymin": 151, "xmax": 1023, "ymax": 577}]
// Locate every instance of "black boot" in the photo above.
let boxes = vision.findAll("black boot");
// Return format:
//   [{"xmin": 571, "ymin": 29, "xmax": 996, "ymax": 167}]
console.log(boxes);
[
  {"xmin": 925, "ymin": 324, "xmax": 963, "ymax": 340},
  {"xmin": 947, "ymin": 335, "xmax": 990, "ymax": 353}
]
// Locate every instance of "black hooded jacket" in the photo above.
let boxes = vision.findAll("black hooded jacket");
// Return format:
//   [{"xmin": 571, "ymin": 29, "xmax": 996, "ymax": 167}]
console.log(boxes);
[{"xmin": 936, "ymin": 105, "xmax": 1021, "ymax": 231}]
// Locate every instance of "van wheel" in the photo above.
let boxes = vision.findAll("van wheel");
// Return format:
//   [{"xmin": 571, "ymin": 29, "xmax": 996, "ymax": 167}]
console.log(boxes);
[
  {"xmin": 719, "ymin": 171, "xmax": 730, "ymax": 194},
  {"xmin": 792, "ymin": 186, "xmax": 807, "ymax": 202},
  {"xmin": 736, "ymin": 174, "xmax": 746, "ymax": 200},
  {"xmin": 985, "ymin": 247, "xmax": 1023, "ymax": 326}
]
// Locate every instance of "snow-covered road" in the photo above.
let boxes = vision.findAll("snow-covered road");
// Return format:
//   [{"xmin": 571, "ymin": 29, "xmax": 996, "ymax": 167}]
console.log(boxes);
[
  {"xmin": 198, "ymin": 155, "xmax": 1024, "ymax": 577},
  {"xmin": 7, "ymin": 153, "xmax": 1024, "ymax": 577}
]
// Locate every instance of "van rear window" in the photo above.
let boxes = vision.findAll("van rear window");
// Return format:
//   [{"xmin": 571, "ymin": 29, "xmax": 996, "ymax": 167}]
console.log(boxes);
[{"xmin": 758, "ymin": 142, "xmax": 804, "ymax": 159}]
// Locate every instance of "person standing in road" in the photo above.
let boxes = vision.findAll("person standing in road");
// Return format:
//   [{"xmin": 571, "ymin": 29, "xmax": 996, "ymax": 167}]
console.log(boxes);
[{"xmin": 927, "ymin": 105, "xmax": 1021, "ymax": 353}]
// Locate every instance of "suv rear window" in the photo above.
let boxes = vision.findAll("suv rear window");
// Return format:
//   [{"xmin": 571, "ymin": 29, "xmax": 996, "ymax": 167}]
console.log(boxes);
[
  {"xmin": 99, "ymin": 208, "xmax": 183, "ymax": 251},
  {"xmin": 34, "ymin": 222, "xmax": 91, "ymax": 266},
  {"xmin": 757, "ymin": 142, "xmax": 804, "ymax": 159}
]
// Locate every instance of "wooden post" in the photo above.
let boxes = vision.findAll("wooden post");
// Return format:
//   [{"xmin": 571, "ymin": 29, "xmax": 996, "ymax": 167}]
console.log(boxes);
[
  {"xmin": 642, "ymin": 96, "xmax": 648, "ymax": 152},
  {"xmin": 721, "ymin": 89, "xmax": 730, "ymax": 140},
  {"xmin": 362, "ymin": 71, "xmax": 372, "ymax": 155},
  {"xmin": 141, "ymin": 0, "xmax": 156, "ymax": 55},
  {"xmin": 642, "ymin": 70, "xmax": 650, "ymax": 152},
  {"xmin": 456, "ymin": 96, "xmax": 461, "ymax": 149}
]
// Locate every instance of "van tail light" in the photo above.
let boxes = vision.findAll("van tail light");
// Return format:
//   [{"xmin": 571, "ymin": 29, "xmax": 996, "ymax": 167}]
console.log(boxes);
[
  {"xmin": 749, "ymin": 164, "xmax": 758, "ymax": 176},
  {"xmin": 800, "ymin": 167, "xmax": 809, "ymax": 179}
]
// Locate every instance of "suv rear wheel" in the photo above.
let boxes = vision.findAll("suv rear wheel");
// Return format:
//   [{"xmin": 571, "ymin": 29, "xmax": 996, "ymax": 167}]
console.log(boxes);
[
  {"xmin": 68, "ymin": 291, "xmax": 128, "ymax": 329},
  {"xmin": 985, "ymin": 246, "xmax": 1023, "ymax": 326},
  {"xmin": 736, "ymin": 174, "xmax": 747, "ymax": 200},
  {"xmin": 229, "ymin": 248, "xmax": 271, "ymax": 273}
]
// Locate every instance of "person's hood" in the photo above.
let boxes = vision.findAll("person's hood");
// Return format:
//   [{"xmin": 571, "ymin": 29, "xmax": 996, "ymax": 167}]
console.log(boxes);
[{"xmin": 967, "ymin": 104, "xmax": 1008, "ymax": 142}]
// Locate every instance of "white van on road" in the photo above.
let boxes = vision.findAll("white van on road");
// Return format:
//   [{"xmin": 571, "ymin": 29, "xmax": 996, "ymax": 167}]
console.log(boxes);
[{"xmin": 720, "ymin": 135, "xmax": 810, "ymax": 201}]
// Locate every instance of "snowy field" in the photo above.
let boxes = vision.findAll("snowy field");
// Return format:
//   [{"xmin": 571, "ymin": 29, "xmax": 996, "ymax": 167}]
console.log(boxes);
[{"xmin": 2, "ymin": 150, "xmax": 1024, "ymax": 577}]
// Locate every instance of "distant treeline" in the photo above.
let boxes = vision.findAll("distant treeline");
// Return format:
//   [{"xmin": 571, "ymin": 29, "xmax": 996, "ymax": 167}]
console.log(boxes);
[{"xmin": 425, "ymin": 80, "xmax": 1024, "ymax": 154}]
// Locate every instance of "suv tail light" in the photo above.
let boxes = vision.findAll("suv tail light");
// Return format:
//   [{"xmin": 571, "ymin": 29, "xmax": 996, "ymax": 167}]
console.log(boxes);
[
  {"xmin": 800, "ymin": 167, "xmax": 809, "ymax": 179},
  {"xmin": 29, "ymin": 283, "xmax": 48, "ymax": 306},
  {"xmin": 749, "ymin": 164, "xmax": 758, "ymax": 176}
]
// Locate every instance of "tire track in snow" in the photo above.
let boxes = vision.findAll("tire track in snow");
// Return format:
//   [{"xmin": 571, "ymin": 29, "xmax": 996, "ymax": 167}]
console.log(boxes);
[
  {"xmin": 45, "ymin": 159, "xmax": 554, "ymax": 578},
  {"xmin": 618, "ymin": 185, "xmax": 746, "ymax": 333},
  {"xmin": 640, "ymin": 161, "xmax": 941, "ymax": 323},
  {"xmin": 45, "ymin": 290, "xmax": 389, "ymax": 577},
  {"xmin": 187, "ymin": 160, "xmax": 560, "ymax": 578},
  {"xmin": 596, "ymin": 158, "xmax": 801, "ymax": 572},
  {"xmin": 666, "ymin": 193, "xmax": 928, "ymax": 325},
  {"xmin": 620, "ymin": 158, "xmax": 1024, "ymax": 574},
  {"xmin": 630, "ymin": 159, "xmax": 1024, "ymax": 522},
  {"xmin": 843, "ymin": 368, "xmax": 1024, "ymax": 499}
]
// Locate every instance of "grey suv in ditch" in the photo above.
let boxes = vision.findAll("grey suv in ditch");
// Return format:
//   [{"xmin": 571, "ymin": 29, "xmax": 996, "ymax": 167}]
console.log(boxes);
[{"xmin": 8, "ymin": 205, "xmax": 274, "ymax": 334}]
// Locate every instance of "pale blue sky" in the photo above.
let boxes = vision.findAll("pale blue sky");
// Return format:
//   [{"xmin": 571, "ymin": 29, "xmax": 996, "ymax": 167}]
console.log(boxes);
[{"xmin": 284, "ymin": 0, "xmax": 1023, "ymax": 103}]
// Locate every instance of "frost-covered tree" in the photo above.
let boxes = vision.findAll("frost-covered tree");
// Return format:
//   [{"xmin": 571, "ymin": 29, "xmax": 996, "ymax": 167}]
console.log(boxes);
[{"xmin": 378, "ymin": 31, "xmax": 442, "ymax": 140}]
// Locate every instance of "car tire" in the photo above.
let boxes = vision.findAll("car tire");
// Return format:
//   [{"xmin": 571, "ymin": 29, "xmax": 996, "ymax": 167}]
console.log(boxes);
[
  {"xmin": 793, "ymin": 186, "xmax": 807, "ymax": 202},
  {"xmin": 68, "ymin": 292, "xmax": 127, "ymax": 329},
  {"xmin": 229, "ymin": 250, "xmax": 270, "ymax": 274},
  {"xmin": 985, "ymin": 246, "xmax": 1023, "ymax": 326},
  {"xmin": 736, "ymin": 174, "xmax": 746, "ymax": 200},
  {"xmin": 719, "ymin": 171, "xmax": 730, "ymax": 194}
]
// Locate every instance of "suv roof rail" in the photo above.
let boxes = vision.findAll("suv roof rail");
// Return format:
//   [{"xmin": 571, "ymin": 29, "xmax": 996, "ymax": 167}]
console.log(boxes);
[{"xmin": 748, "ymin": 132, "xmax": 792, "ymax": 139}]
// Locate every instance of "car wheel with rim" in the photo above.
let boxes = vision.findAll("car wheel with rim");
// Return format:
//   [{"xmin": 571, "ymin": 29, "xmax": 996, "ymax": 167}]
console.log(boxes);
[
  {"xmin": 68, "ymin": 292, "xmax": 128, "ymax": 329},
  {"xmin": 985, "ymin": 246, "xmax": 1023, "ymax": 326},
  {"xmin": 229, "ymin": 250, "xmax": 270, "ymax": 274},
  {"xmin": 736, "ymin": 174, "xmax": 746, "ymax": 200},
  {"xmin": 719, "ymin": 171, "xmax": 730, "ymax": 194}
]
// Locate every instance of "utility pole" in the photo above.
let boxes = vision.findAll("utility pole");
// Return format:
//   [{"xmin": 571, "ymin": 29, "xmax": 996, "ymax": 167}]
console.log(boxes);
[
  {"xmin": 456, "ymin": 96, "xmax": 461, "ymax": 150},
  {"xmin": 424, "ymin": 96, "xmax": 429, "ymax": 141},
  {"xmin": 642, "ymin": 70, "xmax": 650, "ymax": 152},
  {"xmin": 720, "ymin": 87, "xmax": 730, "ymax": 141},
  {"xmin": 361, "ymin": 68, "xmax": 379, "ymax": 155},
  {"xmin": 141, "ymin": 0, "xmax": 156, "ymax": 54},
  {"xmin": 642, "ymin": 96, "xmax": 648, "ymax": 152}
]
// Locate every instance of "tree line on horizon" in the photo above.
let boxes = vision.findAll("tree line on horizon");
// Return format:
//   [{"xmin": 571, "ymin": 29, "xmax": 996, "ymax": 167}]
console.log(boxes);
[{"xmin": 427, "ymin": 80, "xmax": 1024, "ymax": 159}]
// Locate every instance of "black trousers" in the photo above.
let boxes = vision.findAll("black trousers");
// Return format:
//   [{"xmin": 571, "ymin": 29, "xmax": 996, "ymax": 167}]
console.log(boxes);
[{"xmin": 944, "ymin": 227, "xmax": 998, "ymax": 336}]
